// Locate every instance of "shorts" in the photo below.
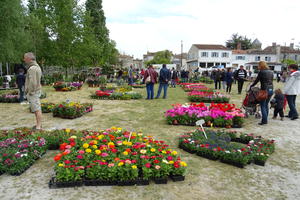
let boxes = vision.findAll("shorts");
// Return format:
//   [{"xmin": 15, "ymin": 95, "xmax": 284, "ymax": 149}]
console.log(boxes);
[{"xmin": 27, "ymin": 92, "xmax": 41, "ymax": 112}]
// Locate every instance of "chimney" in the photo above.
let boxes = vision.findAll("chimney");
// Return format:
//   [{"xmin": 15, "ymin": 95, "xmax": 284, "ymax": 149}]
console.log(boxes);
[
  {"xmin": 237, "ymin": 42, "xmax": 242, "ymax": 50},
  {"xmin": 272, "ymin": 42, "xmax": 276, "ymax": 47},
  {"xmin": 290, "ymin": 43, "xmax": 294, "ymax": 49}
]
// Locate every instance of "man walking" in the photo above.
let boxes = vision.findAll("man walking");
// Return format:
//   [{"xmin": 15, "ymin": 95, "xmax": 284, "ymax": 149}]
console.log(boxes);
[
  {"xmin": 24, "ymin": 52, "xmax": 42, "ymax": 130},
  {"xmin": 16, "ymin": 68, "xmax": 26, "ymax": 104},
  {"xmin": 170, "ymin": 67, "xmax": 178, "ymax": 88},
  {"xmin": 128, "ymin": 65, "xmax": 134, "ymax": 85},
  {"xmin": 156, "ymin": 64, "xmax": 171, "ymax": 99},
  {"xmin": 235, "ymin": 65, "xmax": 247, "ymax": 94}
]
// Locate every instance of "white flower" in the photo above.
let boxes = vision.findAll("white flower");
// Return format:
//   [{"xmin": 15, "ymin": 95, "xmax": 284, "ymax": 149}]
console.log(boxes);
[
  {"xmin": 162, "ymin": 159, "xmax": 168, "ymax": 164},
  {"xmin": 249, "ymin": 140, "xmax": 254, "ymax": 144},
  {"xmin": 225, "ymin": 151, "xmax": 230, "ymax": 153},
  {"xmin": 237, "ymin": 150, "xmax": 242, "ymax": 153}
]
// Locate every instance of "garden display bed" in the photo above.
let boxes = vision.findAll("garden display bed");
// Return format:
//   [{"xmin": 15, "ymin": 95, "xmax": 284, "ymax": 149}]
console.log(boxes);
[
  {"xmin": 0, "ymin": 91, "xmax": 46, "ymax": 103},
  {"xmin": 165, "ymin": 103, "xmax": 245, "ymax": 128},
  {"xmin": 50, "ymin": 127, "xmax": 187, "ymax": 188},
  {"xmin": 180, "ymin": 83, "xmax": 213, "ymax": 93},
  {"xmin": 132, "ymin": 84, "xmax": 146, "ymax": 88},
  {"xmin": 188, "ymin": 91, "xmax": 230, "ymax": 103},
  {"xmin": 51, "ymin": 102, "xmax": 93, "ymax": 119},
  {"xmin": 53, "ymin": 81, "xmax": 83, "ymax": 92},
  {"xmin": 179, "ymin": 129, "xmax": 275, "ymax": 168},
  {"xmin": 91, "ymin": 88, "xmax": 142, "ymax": 100}
]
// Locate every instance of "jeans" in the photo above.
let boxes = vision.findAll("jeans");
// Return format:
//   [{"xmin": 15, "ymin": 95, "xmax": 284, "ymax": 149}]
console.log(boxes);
[
  {"xmin": 226, "ymin": 83, "xmax": 232, "ymax": 93},
  {"xmin": 274, "ymin": 108, "xmax": 284, "ymax": 118},
  {"xmin": 146, "ymin": 83, "xmax": 154, "ymax": 99},
  {"xmin": 19, "ymin": 86, "xmax": 24, "ymax": 102},
  {"xmin": 215, "ymin": 80, "xmax": 221, "ymax": 89},
  {"xmin": 259, "ymin": 89, "xmax": 273, "ymax": 124},
  {"xmin": 156, "ymin": 83, "xmax": 168, "ymax": 98},
  {"xmin": 171, "ymin": 79, "xmax": 176, "ymax": 87},
  {"xmin": 286, "ymin": 95, "xmax": 298, "ymax": 118},
  {"xmin": 237, "ymin": 80, "xmax": 244, "ymax": 94},
  {"xmin": 128, "ymin": 77, "xmax": 133, "ymax": 85}
]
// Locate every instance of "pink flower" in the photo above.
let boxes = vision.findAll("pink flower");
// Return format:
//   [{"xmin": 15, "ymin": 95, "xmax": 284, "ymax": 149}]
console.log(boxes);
[
  {"xmin": 78, "ymin": 150, "xmax": 85, "ymax": 154},
  {"xmin": 155, "ymin": 165, "xmax": 161, "ymax": 170},
  {"xmin": 145, "ymin": 163, "xmax": 151, "ymax": 168},
  {"xmin": 77, "ymin": 155, "xmax": 83, "ymax": 159},
  {"xmin": 101, "ymin": 152, "xmax": 109, "ymax": 157},
  {"xmin": 108, "ymin": 163, "xmax": 115, "ymax": 167},
  {"xmin": 167, "ymin": 156, "xmax": 173, "ymax": 161}
]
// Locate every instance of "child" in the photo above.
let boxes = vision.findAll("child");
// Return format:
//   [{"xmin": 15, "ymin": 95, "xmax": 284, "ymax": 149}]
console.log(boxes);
[{"xmin": 272, "ymin": 89, "xmax": 285, "ymax": 120}]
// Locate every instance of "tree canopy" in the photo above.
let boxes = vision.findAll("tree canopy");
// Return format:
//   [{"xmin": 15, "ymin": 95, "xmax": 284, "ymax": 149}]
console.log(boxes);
[
  {"xmin": 146, "ymin": 50, "xmax": 172, "ymax": 65},
  {"xmin": 226, "ymin": 33, "xmax": 253, "ymax": 50}
]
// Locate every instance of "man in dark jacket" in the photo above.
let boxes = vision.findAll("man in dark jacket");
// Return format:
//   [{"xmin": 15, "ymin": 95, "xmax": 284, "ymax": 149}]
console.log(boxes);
[
  {"xmin": 235, "ymin": 65, "xmax": 247, "ymax": 94},
  {"xmin": 16, "ymin": 68, "xmax": 26, "ymax": 103},
  {"xmin": 155, "ymin": 64, "xmax": 171, "ymax": 99}
]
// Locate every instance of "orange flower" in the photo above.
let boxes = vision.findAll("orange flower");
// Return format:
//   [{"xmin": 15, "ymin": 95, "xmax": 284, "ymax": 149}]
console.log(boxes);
[{"xmin": 114, "ymin": 157, "xmax": 120, "ymax": 161}]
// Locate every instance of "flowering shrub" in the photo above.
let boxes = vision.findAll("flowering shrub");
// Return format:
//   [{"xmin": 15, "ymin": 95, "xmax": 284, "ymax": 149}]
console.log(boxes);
[
  {"xmin": 188, "ymin": 91, "xmax": 230, "ymax": 103},
  {"xmin": 91, "ymin": 91, "xmax": 142, "ymax": 100},
  {"xmin": 52, "ymin": 127, "xmax": 187, "ymax": 186},
  {"xmin": 52, "ymin": 102, "xmax": 93, "ymax": 119},
  {"xmin": 53, "ymin": 81, "xmax": 83, "ymax": 92},
  {"xmin": 165, "ymin": 103, "xmax": 245, "ymax": 128},
  {"xmin": 179, "ymin": 129, "xmax": 275, "ymax": 168}
]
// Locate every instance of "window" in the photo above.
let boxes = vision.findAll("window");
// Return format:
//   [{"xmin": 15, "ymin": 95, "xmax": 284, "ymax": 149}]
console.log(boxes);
[
  {"xmin": 222, "ymin": 52, "xmax": 229, "ymax": 57},
  {"xmin": 265, "ymin": 57, "xmax": 271, "ymax": 62},
  {"xmin": 211, "ymin": 52, "xmax": 219, "ymax": 57},
  {"xmin": 236, "ymin": 56, "xmax": 245, "ymax": 60},
  {"xmin": 201, "ymin": 52, "xmax": 208, "ymax": 57},
  {"xmin": 255, "ymin": 56, "xmax": 260, "ymax": 61}
]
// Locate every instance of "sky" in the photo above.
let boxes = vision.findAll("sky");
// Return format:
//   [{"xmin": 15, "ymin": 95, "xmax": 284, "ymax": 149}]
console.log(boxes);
[{"xmin": 90, "ymin": 0, "xmax": 300, "ymax": 59}]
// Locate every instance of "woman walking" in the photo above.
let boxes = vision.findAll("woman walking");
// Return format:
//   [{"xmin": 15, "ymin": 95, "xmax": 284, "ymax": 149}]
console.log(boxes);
[
  {"xmin": 144, "ymin": 65, "xmax": 158, "ymax": 100},
  {"xmin": 225, "ymin": 68, "xmax": 234, "ymax": 93},
  {"xmin": 250, "ymin": 61, "xmax": 274, "ymax": 125}
]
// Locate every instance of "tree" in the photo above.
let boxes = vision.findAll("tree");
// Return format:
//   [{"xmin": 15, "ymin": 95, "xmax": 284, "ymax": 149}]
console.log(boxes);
[
  {"xmin": 146, "ymin": 50, "xmax": 172, "ymax": 65},
  {"xmin": 0, "ymin": 0, "xmax": 30, "ymax": 64},
  {"xmin": 282, "ymin": 59, "xmax": 297, "ymax": 66},
  {"xmin": 226, "ymin": 33, "xmax": 253, "ymax": 50}
]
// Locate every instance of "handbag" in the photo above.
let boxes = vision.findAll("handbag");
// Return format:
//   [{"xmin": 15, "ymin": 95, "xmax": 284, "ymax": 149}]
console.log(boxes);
[
  {"xmin": 256, "ymin": 90, "xmax": 268, "ymax": 101},
  {"xmin": 145, "ymin": 76, "xmax": 151, "ymax": 84}
]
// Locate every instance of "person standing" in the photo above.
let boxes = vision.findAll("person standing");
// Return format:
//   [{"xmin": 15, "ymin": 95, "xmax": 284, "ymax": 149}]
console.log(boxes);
[
  {"xmin": 16, "ymin": 68, "xmax": 26, "ymax": 103},
  {"xmin": 156, "ymin": 64, "xmax": 171, "ymax": 99},
  {"xmin": 128, "ymin": 65, "xmax": 134, "ymax": 85},
  {"xmin": 250, "ymin": 61, "xmax": 274, "ymax": 125},
  {"xmin": 170, "ymin": 67, "xmax": 178, "ymax": 88},
  {"xmin": 225, "ymin": 68, "xmax": 234, "ymax": 93},
  {"xmin": 213, "ymin": 69, "xmax": 221, "ymax": 89},
  {"xmin": 272, "ymin": 89, "xmax": 285, "ymax": 121},
  {"xmin": 283, "ymin": 64, "xmax": 300, "ymax": 120},
  {"xmin": 235, "ymin": 65, "xmax": 247, "ymax": 94},
  {"xmin": 144, "ymin": 65, "xmax": 158, "ymax": 100},
  {"xmin": 221, "ymin": 69, "xmax": 226, "ymax": 90},
  {"xmin": 24, "ymin": 52, "xmax": 42, "ymax": 130}
]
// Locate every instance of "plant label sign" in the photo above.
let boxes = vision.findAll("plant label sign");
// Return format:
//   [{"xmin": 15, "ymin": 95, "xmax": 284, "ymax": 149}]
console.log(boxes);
[{"xmin": 196, "ymin": 120, "xmax": 207, "ymax": 139}]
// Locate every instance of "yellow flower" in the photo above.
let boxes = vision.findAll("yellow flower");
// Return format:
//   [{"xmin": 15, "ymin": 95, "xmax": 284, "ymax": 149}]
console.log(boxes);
[
  {"xmin": 117, "ymin": 128, "xmax": 122, "ymax": 131},
  {"xmin": 92, "ymin": 145, "xmax": 98, "ymax": 149},
  {"xmin": 70, "ymin": 135, "xmax": 77, "ymax": 139},
  {"xmin": 122, "ymin": 141, "xmax": 128, "ymax": 145},
  {"xmin": 93, "ymin": 140, "xmax": 98, "ymax": 145},
  {"xmin": 132, "ymin": 132, "xmax": 137, "ymax": 136},
  {"xmin": 180, "ymin": 161, "xmax": 187, "ymax": 167},
  {"xmin": 171, "ymin": 151, "xmax": 178, "ymax": 156},
  {"xmin": 98, "ymin": 135, "xmax": 104, "ymax": 140},
  {"xmin": 65, "ymin": 128, "xmax": 71, "ymax": 133},
  {"xmin": 85, "ymin": 148, "xmax": 92, "ymax": 153},
  {"xmin": 83, "ymin": 143, "xmax": 89, "ymax": 148},
  {"xmin": 95, "ymin": 150, "xmax": 101, "ymax": 155},
  {"xmin": 108, "ymin": 142, "xmax": 114, "ymax": 146},
  {"xmin": 150, "ymin": 148, "xmax": 156, "ymax": 152},
  {"xmin": 127, "ymin": 142, "xmax": 132, "ymax": 146},
  {"xmin": 58, "ymin": 163, "xmax": 64, "ymax": 167},
  {"xmin": 123, "ymin": 151, "xmax": 128, "ymax": 156},
  {"xmin": 168, "ymin": 161, "xmax": 174, "ymax": 164},
  {"xmin": 132, "ymin": 165, "xmax": 137, "ymax": 169},
  {"xmin": 138, "ymin": 133, "xmax": 143, "ymax": 136},
  {"xmin": 162, "ymin": 150, "xmax": 166, "ymax": 154},
  {"xmin": 118, "ymin": 162, "xmax": 124, "ymax": 166}
]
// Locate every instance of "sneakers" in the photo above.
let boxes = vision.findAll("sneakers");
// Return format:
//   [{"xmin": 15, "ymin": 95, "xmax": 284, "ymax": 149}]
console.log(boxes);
[{"xmin": 291, "ymin": 116, "xmax": 298, "ymax": 120}]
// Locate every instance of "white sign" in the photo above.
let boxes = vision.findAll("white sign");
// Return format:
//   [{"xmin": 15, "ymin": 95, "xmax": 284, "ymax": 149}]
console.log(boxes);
[{"xmin": 196, "ymin": 120, "xmax": 207, "ymax": 139}]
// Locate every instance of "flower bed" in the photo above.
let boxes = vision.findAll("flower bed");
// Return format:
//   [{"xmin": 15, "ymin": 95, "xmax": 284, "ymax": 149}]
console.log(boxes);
[
  {"xmin": 50, "ymin": 127, "xmax": 187, "ymax": 188},
  {"xmin": 165, "ymin": 103, "xmax": 245, "ymax": 128},
  {"xmin": 91, "ymin": 90, "xmax": 142, "ymax": 100},
  {"xmin": 41, "ymin": 102, "xmax": 56, "ymax": 113},
  {"xmin": 53, "ymin": 81, "xmax": 83, "ymax": 92},
  {"xmin": 0, "ymin": 129, "xmax": 48, "ymax": 175},
  {"xmin": 181, "ymin": 83, "xmax": 213, "ymax": 93},
  {"xmin": 0, "ymin": 91, "xmax": 47, "ymax": 103},
  {"xmin": 188, "ymin": 91, "xmax": 230, "ymax": 103},
  {"xmin": 179, "ymin": 129, "xmax": 275, "ymax": 168},
  {"xmin": 52, "ymin": 102, "xmax": 93, "ymax": 119}
]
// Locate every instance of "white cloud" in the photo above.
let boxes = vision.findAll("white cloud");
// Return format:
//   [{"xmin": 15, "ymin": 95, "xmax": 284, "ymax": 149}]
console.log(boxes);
[{"xmin": 102, "ymin": 0, "xmax": 300, "ymax": 58}]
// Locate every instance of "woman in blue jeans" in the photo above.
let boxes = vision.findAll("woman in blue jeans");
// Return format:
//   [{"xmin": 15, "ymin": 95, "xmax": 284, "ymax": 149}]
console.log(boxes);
[
  {"xmin": 283, "ymin": 64, "xmax": 300, "ymax": 120},
  {"xmin": 250, "ymin": 61, "xmax": 274, "ymax": 125},
  {"xmin": 144, "ymin": 65, "xmax": 158, "ymax": 100}
]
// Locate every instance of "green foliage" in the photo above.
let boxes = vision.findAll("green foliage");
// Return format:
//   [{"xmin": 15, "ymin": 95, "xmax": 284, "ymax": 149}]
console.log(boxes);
[
  {"xmin": 282, "ymin": 59, "xmax": 297, "ymax": 65},
  {"xmin": 146, "ymin": 50, "xmax": 172, "ymax": 65},
  {"xmin": 226, "ymin": 33, "xmax": 253, "ymax": 50}
]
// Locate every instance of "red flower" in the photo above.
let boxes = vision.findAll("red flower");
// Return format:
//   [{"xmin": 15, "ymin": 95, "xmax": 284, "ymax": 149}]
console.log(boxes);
[
  {"xmin": 64, "ymin": 160, "xmax": 71, "ymax": 164},
  {"xmin": 145, "ymin": 163, "xmax": 151, "ymax": 168},
  {"xmin": 77, "ymin": 155, "xmax": 83, "ymax": 159},
  {"xmin": 153, "ymin": 160, "xmax": 160, "ymax": 164}
]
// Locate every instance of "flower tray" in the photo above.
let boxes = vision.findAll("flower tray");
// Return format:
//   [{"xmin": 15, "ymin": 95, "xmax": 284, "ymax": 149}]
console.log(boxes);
[
  {"xmin": 117, "ymin": 180, "xmax": 137, "ymax": 186},
  {"xmin": 84, "ymin": 179, "xmax": 117, "ymax": 186},
  {"xmin": 136, "ymin": 178, "xmax": 150, "ymax": 186},
  {"xmin": 254, "ymin": 160, "xmax": 266, "ymax": 166},
  {"xmin": 170, "ymin": 175, "xmax": 185, "ymax": 182},
  {"xmin": 153, "ymin": 177, "xmax": 168, "ymax": 184},
  {"xmin": 49, "ymin": 177, "xmax": 83, "ymax": 189},
  {"xmin": 220, "ymin": 159, "xmax": 245, "ymax": 168},
  {"xmin": 10, "ymin": 165, "xmax": 32, "ymax": 176},
  {"xmin": 196, "ymin": 151, "xmax": 219, "ymax": 161}
]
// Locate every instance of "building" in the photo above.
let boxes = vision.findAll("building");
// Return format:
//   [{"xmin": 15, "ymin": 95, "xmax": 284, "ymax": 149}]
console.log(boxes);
[
  {"xmin": 172, "ymin": 53, "xmax": 188, "ymax": 70},
  {"xmin": 264, "ymin": 43, "xmax": 300, "ymax": 63},
  {"xmin": 118, "ymin": 54, "xmax": 134, "ymax": 68},
  {"xmin": 187, "ymin": 44, "xmax": 232, "ymax": 71},
  {"xmin": 133, "ymin": 59, "xmax": 143, "ymax": 69}
]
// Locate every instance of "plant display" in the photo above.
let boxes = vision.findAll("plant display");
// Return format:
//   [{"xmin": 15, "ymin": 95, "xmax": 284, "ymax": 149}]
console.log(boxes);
[
  {"xmin": 51, "ymin": 127, "xmax": 187, "ymax": 187},
  {"xmin": 0, "ymin": 91, "xmax": 47, "ymax": 103},
  {"xmin": 181, "ymin": 83, "xmax": 213, "ymax": 92},
  {"xmin": 91, "ymin": 86, "xmax": 142, "ymax": 100},
  {"xmin": 165, "ymin": 103, "xmax": 245, "ymax": 128},
  {"xmin": 179, "ymin": 129, "xmax": 275, "ymax": 168},
  {"xmin": 188, "ymin": 91, "xmax": 230, "ymax": 103},
  {"xmin": 132, "ymin": 84, "xmax": 146, "ymax": 88},
  {"xmin": 0, "ymin": 129, "xmax": 48, "ymax": 175},
  {"xmin": 41, "ymin": 102, "xmax": 56, "ymax": 113},
  {"xmin": 53, "ymin": 81, "xmax": 83, "ymax": 91},
  {"xmin": 52, "ymin": 102, "xmax": 93, "ymax": 119}
]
